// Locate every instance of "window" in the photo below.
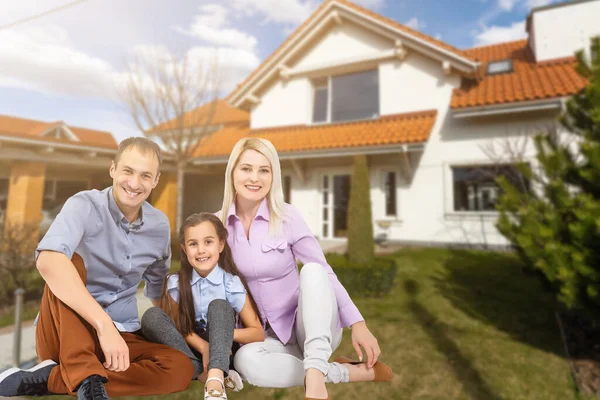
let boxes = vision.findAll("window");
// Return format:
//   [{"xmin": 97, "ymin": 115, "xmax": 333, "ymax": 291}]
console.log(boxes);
[
  {"xmin": 312, "ymin": 87, "xmax": 328, "ymax": 123},
  {"xmin": 0, "ymin": 178, "xmax": 8, "ymax": 212},
  {"xmin": 452, "ymin": 164, "xmax": 529, "ymax": 212},
  {"xmin": 311, "ymin": 69, "xmax": 379, "ymax": 124},
  {"xmin": 283, "ymin": 175, "xmax": 291, "ymax": 204},
  {"xmin": 486, "ymin": 59, "xmax": 513, "ymax": 75},
  {"xmin": 384, "ymin": 172, "xmax": 397, "ymax": 216}
]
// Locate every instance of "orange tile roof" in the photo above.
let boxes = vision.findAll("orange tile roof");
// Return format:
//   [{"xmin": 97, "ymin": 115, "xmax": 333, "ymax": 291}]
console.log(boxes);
[
  {"xmin": 0, "ymin": 114, "xmax": 117, "ymax": 149},
  {"xmin": 227, "ymin": 0, "xmax": 474, "ymax": 104},
  {"xmin": 194, "ymin": 110, "xmax": 437, "ymax": 158},
  {"xmin": 451, "ymin": 40, "xmax": 588, "ymax": 108},
  {"xmin": 148, "ymin": 100, "xmax": 249, "ymax": 133}
]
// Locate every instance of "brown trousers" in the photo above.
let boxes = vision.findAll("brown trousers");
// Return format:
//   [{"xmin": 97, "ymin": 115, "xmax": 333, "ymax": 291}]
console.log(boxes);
[{"xmin": 35, "ymin": 254, "xmax": 195, "ymax": 397}]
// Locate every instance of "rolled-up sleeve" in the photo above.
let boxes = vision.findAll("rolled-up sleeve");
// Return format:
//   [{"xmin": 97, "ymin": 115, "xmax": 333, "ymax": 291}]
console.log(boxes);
[
  {"xmin": 286, "ymin": 205, "xmax": 364, "ymax": 328},
  {"xmin": 142, "ymin": 231, "xmax": 171, "ymax": 300},
  {"xmin": 36, "ymin": 195, "xmax": 90, "ymax": 260}
]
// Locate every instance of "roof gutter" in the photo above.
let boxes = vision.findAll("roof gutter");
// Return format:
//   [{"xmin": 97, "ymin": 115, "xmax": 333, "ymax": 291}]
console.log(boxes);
[
  {"xmin": 192, "ymin": 142, "xmax": 426, "ymax": 166},
  {"xmin": 0, "ymin": 134, "xmax": 116, "ymax": 154},
  {"xmin": 451, "ymin": 98, "xmax": 563, "ymax": 119}
]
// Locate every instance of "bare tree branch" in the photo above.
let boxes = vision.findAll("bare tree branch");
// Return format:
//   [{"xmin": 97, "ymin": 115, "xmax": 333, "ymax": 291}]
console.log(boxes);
[{"xmin": 118, "ymin": 47, "xmax": 222, "ymax": 232}]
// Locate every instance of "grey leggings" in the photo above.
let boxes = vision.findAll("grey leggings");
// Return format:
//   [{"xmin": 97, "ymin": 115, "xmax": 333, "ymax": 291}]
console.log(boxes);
[{"xmin": 141, "ymin": 299, "xmax": 235, "ymax": 378}]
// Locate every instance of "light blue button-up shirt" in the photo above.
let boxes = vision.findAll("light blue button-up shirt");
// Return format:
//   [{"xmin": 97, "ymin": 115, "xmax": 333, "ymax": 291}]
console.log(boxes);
[
  {"xmin": 36, "ymin": 187, "xmax": 171, "ymax": 332},
  {"xmin": 166, "ymin": 265, "xmax": 246, "ymax": 330}
]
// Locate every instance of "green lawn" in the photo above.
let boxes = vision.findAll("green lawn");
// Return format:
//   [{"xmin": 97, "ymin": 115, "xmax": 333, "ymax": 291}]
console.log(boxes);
[{"xmin": 40, "ymin": 248, "xmax": 591, "ymax": 399}]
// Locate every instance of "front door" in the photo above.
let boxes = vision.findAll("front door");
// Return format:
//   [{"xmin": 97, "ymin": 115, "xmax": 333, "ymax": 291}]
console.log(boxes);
[{"xmin": 321, "ymin": 174, "xmax": 351, "ymax": 238}]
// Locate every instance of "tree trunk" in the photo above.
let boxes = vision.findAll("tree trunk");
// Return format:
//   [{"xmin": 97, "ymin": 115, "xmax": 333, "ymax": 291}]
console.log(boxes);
[{"xmin": 176, "ymin": 161, "xmax": 185, "ymax": 235}]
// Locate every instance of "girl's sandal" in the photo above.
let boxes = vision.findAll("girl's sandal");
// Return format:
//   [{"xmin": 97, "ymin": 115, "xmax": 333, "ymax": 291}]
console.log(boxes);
[{"xmin": 204, "ymin": 377, "xmax": 228, "ymax": 400}]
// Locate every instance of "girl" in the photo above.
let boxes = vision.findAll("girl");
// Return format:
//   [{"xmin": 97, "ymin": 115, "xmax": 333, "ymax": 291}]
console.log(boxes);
[{"xmin": 141, "ymin": 212, "xmax": 264, "ymax": 400}]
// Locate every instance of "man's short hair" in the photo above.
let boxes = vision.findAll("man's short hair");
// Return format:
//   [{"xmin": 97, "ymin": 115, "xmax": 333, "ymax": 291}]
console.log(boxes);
[{"xmin": 114, "ymin": 137, "xmax": 163, "ymax": 169}]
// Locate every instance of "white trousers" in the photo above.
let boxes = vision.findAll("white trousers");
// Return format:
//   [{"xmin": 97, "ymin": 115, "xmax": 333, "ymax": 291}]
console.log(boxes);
[{"xmin": 233, "ymin": 263, "xmax": 349, "ymax": 387}]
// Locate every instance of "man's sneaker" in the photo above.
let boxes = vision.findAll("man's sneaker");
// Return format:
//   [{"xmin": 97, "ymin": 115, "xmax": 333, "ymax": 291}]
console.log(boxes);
[
  {"xmin": 77, "ymin": 375, "xmax": 109, "ymax": 400},
  {"xmin": 224, "ymin": 369, "xmax": 243, "ymax": 392},
  {"xmin": 0, "ymin": 359, "xmax": 57, "ymax": 396}
]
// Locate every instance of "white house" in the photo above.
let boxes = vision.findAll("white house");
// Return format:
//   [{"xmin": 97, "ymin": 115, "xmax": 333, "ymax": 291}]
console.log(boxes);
[{"xmin": 154, "ymin": 0, "xmax": 598, "ymax": 248}]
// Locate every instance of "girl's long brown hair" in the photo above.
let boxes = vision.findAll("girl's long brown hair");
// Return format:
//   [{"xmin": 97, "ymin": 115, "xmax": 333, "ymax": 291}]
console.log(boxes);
[{"xmin": 159, "ymin": 212, "xmax": 261, "ymax": 336}]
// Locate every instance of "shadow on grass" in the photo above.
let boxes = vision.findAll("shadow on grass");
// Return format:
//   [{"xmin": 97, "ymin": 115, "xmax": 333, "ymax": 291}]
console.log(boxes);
[
  {"xmin": 405, "ymin": 279, "xmax": 502, "ymax": 400},
  {"xmin": 436, "ymin": 249, "xmax": 562, "ymax": 357}
]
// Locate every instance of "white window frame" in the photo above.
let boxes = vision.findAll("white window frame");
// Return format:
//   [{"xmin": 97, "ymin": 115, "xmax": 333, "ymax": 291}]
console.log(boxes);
[
  {"xmin": 317, "ymin": 166, "xmax": 352, "ymax": 240},
  {"xmin": 443, "ymin": 159, "xmax": 535, "ymax": 219}
]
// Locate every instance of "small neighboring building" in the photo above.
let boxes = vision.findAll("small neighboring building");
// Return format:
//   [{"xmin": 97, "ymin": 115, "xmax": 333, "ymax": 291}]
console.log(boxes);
[
  {"xmin": 0, "ymin": 115, "xmax": 120, "ymax": 233},
  {"xmin": 158, "ymin": 0, "xmax": 598, "ymax": 248}
]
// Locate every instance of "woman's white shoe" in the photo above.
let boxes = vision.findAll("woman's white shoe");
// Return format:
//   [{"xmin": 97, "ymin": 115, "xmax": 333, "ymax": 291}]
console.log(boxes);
[
  {"xmin": 224, "ymin": 369, "xmax": 243, "ymax": 392},
  {"xmin": 204, "ymin": 377, "xmax": 227, "ymax": 400}
]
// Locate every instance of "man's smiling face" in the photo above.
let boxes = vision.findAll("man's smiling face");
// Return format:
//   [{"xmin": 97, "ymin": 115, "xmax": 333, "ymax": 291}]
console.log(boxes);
[{"xmin": 109, "ymin": 147, "xmax": 160, "ymax": 219}]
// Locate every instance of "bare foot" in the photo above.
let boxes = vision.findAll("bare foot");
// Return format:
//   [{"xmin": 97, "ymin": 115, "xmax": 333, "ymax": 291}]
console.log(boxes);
[
  {"xmin": 305, "ymin": 368, "xmax": 328, "ymax": 399},
  {"xmin": 345, "ymin": 363, "xmax": 376, "ymax": 382}
]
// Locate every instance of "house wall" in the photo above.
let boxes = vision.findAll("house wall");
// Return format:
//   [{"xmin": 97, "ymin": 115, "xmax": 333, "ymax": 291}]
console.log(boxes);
[
  {"xmin": 529, "ymin": 1, "xmax": 600, "ymax": 62},
  {"xmin": 293, "ymin": 23, "xmax": 391, "ymax": 69},
  {"xmin": 251, "ymin": 22, "xmax": 456, "ymax": 129},
  {"xmin": 278, "ymin": 110, "xmax": 558, "ymax": 248}
]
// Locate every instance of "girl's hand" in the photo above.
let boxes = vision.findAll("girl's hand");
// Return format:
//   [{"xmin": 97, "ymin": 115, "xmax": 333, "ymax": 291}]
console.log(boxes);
[
  {"xmin": 198, "ymin": 339, "xmax": 210, "ymax": 374},
  {"xmin": 351, "ymin": 321, "xmax": 381, "ymax": 368}
]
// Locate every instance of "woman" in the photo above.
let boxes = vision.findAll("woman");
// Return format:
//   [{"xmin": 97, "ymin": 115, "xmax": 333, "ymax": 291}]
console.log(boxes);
[{"xmin": 220, "ymin": 138, "xmax": 392, "ymax": 400}]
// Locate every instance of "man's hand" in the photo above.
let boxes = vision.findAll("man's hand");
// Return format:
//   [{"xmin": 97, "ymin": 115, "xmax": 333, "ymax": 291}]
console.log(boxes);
[
  {"xmin": 97, "ymin": 323, "xmax": 130, "ymax": 372},
  {"xmin": 351, "ymin": 321, "xmax": 381, "ymax": 369}
]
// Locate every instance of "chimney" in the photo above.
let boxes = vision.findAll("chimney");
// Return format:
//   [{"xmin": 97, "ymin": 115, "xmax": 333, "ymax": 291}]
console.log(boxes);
[{"xmin": 526, "ymin": 0, "xmax": 600, "ymax": 63}]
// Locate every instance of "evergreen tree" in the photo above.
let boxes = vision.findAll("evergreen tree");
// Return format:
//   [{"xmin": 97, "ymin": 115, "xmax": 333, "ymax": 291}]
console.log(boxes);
[
  {"xmin": 495, "ymin": 37, "xmax": 600, "ymax": 319},
  {"xmin": 347, "ymin": 154, "xmax": 375, "ymax": 265}
]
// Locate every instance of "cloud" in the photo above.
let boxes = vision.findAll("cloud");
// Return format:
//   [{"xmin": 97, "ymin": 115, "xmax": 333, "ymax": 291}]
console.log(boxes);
[
  {"xmin": 0, "ymin": 25, "xmax": 121, "ymax": 99},
  {"xmin": 353, "ymin": 0, "xmax": 386, "ymax": 9},
  {"xmin": 226, "ymin": 0, "xmax": 385, "ymax": 31},
  {"xmin": 525, "ymin": 0, "xmax": 553, "ymax": 9},
  {"xmin": 497, "ymin": 0, "xmax": 519, "ymax": 11},
  {"xmin": 174, "ymin": 4, "xmax": 258, "ymax": 52},
  {"xmin": 404, "ymin": 17, "xmax": 426, "ymax": 30},
  {"xmin": 229, "ymin": 0, "xmax": 317, "ymax": 25},
  {"xmin": 473, "ymin": 21, "xmax": 526, "ymax": 46},
  {"xmin": 0, "ymin": 22, "xmax": 260, "ymax": 102}
]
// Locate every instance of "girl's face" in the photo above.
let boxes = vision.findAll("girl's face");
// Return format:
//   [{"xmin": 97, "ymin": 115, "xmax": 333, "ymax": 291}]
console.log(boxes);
[
  {"xmin": 232, "ymin": 149, "xmax": 273, "ymax": 204},
  {"xmin": 182, "ymin": 221, "xmax": 225, "ymax": 277}
]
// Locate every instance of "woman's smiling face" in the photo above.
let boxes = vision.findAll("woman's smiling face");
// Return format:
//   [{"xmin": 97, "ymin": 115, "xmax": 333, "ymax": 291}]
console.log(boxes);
[{"xmin": 232, "ymin": 149, "xmax": 273, "ymax": 204}]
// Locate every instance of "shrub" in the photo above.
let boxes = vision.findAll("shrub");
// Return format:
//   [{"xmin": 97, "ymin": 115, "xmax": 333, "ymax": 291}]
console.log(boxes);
[
  {"xmin": 495, "ymin": 38, "xmax": 600, "ymax": 321},
  {"xmin": 346, "ymin": 155, "xmax": 375, "ymax": 265},
  {"xmin": 0, "ymin": 220, "xmax": 45, "ymax": 305}
]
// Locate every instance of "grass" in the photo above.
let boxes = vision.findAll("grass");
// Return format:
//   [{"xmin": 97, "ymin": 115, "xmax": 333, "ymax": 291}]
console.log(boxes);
[{"xmin": 37, "ymin": 247, "xmax": 592, "ymax": 399}]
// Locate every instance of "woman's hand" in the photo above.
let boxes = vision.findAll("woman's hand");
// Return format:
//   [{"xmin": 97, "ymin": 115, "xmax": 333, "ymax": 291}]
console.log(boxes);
[{"xmin": 351, "ymin": 321, "xmax": 381, "ymax": 368}]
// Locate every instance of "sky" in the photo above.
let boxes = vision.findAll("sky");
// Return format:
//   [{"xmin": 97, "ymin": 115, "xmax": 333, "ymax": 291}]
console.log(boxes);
[{"xmin": 0, "ymin": 0, "xmax": 570, "ymax": 142}]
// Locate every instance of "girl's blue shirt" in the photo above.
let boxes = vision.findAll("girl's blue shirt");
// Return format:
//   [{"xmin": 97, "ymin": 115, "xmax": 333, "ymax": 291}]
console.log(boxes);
[{"xmin": 166, "ymin": 264, "xmax": 246, "ymax": 329}]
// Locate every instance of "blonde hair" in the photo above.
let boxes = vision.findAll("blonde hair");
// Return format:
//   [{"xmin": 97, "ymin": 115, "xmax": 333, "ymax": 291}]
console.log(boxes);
[{"xmin": 221, "ymin": 138, "xmax": 286, "ymax": 236}]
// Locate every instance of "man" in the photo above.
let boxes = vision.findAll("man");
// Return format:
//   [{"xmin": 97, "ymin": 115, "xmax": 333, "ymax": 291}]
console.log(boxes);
[{"xmin": 0, "ymin": 137, "xmax": 194, "ymax": 399}]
